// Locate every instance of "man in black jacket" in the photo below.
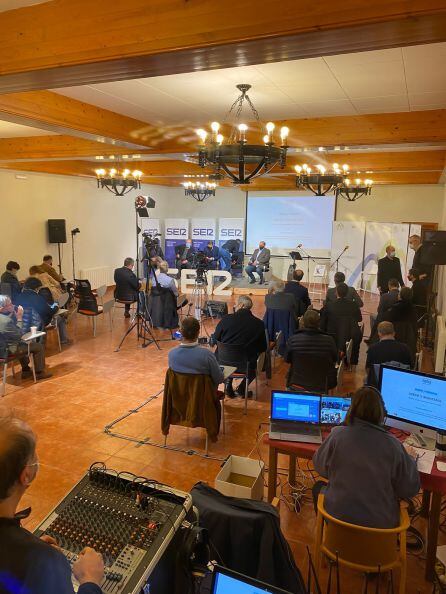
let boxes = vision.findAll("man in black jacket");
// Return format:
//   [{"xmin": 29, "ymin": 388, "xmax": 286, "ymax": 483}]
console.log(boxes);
[
  {"xmin": 321, "ymin": 282, "xmax": 362, "ymax": 364},
  {"xmin": 324, "ymin": 271, "xmax": 363, "ymax": 308},
  {"xmin": 409, "ymin": 234, "xmax": 433, "ymax": 285},
  {"xmin": 377, "ymin": 245, "xmax": 404, "ymax": 294},
  {"xmin": 175, "ymin": 239, "xmax": 196, "ymax": 276},
  {"xmin": 284, "ymin": 269, "xmax": 311, "ymax": 314},
  {"xmin": 1, "ymin": 261, "xmax": 21, "ymax": 303},
  {"xmin": 0, "ymin": 411, "xmax": 103, "ymax": 594},
  {"xmin": 382, "ymin": 286, "xmax": 418, "ymax": 362},
  {"xmin": 114, "ymin": 257, "xmax": 140, "ymax": 318},
  {"xmin": 365, "ymin": 321, "xmax": 412, "ymax": 386},
  {"xmin": 408, "ymin": 267, "xmax": 428, "ymax": 320},
  {"xmin": 285, "ymin": 309, "xmax": 338, "ymax": 389},
  {"xmin": 212, "ymin": 295, "xmax": 267, "ymax": 398}
]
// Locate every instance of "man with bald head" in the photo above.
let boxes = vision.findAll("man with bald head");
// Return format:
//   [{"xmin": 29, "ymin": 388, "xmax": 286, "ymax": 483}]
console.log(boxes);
[
  {"xmin": 0, "ymin": 410, "xmax": 104, "ymax": 593},
  {"xmin": 365, "ymin": 321, "xmax": 412, "ymax": 387},
  {"xmin": 377, "ymin": 245, "xmax": 404, "ymax": 294}
]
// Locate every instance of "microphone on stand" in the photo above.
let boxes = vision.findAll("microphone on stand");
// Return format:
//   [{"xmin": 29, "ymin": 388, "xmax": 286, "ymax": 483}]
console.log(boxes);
[
  {"xmin": 297, "ymin": 243, "xmax": 302, "ymax": 248},
  {"xmin": 343, "ymin": 245, "xmax": 349, "ymax": 252}
]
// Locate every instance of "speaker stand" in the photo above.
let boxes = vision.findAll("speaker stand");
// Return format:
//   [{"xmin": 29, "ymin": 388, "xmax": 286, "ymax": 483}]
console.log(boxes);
[{"xmin": 57, "ymin": 242, "xmax": 63, "ymax": 276}]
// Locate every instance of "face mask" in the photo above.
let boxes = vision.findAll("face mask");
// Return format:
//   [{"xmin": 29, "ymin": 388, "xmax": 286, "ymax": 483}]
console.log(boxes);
[{"xmin": 389, "ymin": 251, "xmax": 395, "ymax": 258}]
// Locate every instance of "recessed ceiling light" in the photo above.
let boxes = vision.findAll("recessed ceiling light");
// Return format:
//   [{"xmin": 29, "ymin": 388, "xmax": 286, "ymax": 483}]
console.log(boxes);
[
  {"xmin": 122, "ymin": 155, "xmax": 129, "ymax": 159},
  {"xmin": 109, "ymin": 155, "xmax": 115, "ymax": 159},
  {"xmin": 318, "ymin": 147, "xmax": 325, "ymax": 152},
  {"xmin": 334, "ymin": 146, "xmax": 341, "ymax": 151},
  {"xmin": 95, "ymin": 155, "xmax": 104, "ymax": 160},
  {"xmin": 132, "ymin": 155, "xmax": 141, "ymax": 159}
]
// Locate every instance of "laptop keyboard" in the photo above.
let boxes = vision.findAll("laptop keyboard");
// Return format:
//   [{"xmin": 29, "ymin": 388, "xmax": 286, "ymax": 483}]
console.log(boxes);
[{"xmin": 271, "ymin": 422, "xmax": 320, "ymax": 435}]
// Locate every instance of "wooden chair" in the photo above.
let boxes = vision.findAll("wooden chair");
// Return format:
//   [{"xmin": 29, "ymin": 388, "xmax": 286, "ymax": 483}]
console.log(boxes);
[
  {"xmin": 1, "ymin": 353, "xmax": 20, "ymax": 396},
  {"xmin": 314, "ymin": 494, "xmax": 409, "ymax": 594}
]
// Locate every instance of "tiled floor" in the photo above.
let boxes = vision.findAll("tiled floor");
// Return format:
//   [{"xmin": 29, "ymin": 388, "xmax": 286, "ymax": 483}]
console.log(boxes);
[{"xmin": 2, "ymin": 290, "xmax": 440, "ymax": 593}]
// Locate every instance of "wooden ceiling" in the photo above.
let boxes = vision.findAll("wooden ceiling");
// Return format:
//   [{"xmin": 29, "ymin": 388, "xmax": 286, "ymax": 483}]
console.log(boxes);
[{"xmin": 0, "ymin": 0, "xmax": 445, "ymax": 189}]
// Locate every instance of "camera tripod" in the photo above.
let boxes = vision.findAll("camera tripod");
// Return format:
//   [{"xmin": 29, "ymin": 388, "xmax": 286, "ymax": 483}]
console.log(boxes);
[
  {"xmin": 191, "ymin": 269, "xmax": 211, "ymax": 344},
  {"xmin": 114, "ymin": 214, "xmax": 160, "ymax": 352}
]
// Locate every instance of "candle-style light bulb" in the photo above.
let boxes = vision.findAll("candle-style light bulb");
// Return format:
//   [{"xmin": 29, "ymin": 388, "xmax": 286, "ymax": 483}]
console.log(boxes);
[
  {"xmin": 345, "ymin": 178, "xmax": 350, "ymax": 186},
  {"xmin": 317, "ymin": 165, "xmax": 326, "ymax": 174},
  {"xmin": 133, "ymin": 170, "xmax": 142, "ymax": 179},
  {"xmin": 342, "ymin": 164, "xmax": 349, "ymax": 172},
  {"xmin": 263, "ymin": 135, "xmax": 270, "ymax": 145},
  {"xmin": 266, "ymin": 122, "xmax": 275, "ymax": 133},
  {"xmin": 109, "ymin": 168, "xmax": 116, "ymax": 176},
  {"xmin": 294, "ymin": 165, "xmax": 302, "ymax": 173},
  {"xmin": 280, "ymin": 126, "xmax": 289, "ymax": 141},
  {"xmin": 196, "ymin": 129, "xmax": 207, "ymax": 143},
  {"xmin": 355, "ymin": 178, "xmax": 361, "ymax": 185},
  {"xmin": 211, "ymin": 121, "xmax": 220, "ymax": 133},
  {"xmin": 216, "ymin": 134, "xmax": 224, "ymax": 144},
  {"xmin": 238, "ymin": 123, "xmax": 248, "ymax": 141}
]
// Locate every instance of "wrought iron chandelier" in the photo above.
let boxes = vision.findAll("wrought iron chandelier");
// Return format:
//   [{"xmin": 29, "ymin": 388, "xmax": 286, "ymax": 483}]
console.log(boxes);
[
  {"xmin": 196, "ymin": 83, "xmax": 289, "ymax": 184},
  {"xmin": 95, "ymin": 161, "xmax": 142, "ymax": 196},
  {"xmin": 335, "ymin": 177, "xmax": 373, "ymax": 201},
  {"xmin": 183, "ymin": 180, "xmax": 217, "ymax": 202}
]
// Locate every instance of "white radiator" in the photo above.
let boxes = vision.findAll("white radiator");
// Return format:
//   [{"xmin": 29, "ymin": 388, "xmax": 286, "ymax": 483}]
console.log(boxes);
[
  {"xmin": 434, "ymin": 315, "xmax": 446, "ymax": 374},
  {"xmin": 78, "ymin": 266, "xmax": 113, "ymax": 290}
]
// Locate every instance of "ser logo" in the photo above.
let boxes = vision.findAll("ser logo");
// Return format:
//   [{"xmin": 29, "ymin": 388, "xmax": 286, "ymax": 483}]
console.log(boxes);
[
  {"xmin": 166, "ymin": 228, "xmax": 186, "ymax": 236},
  {"xmin": 143, "ymin": 229, "xmax": 158, "ymax": 236},
  {"xmin": 422, "ymin": 378, "xmax": 432, "ymax": 386},
  {"xmin": 192, "ymin": 228, "xmax": 213, "ymax": 237},
  {"xmin": 221, "ymin": 228, "xmax": 242, "ymax": 237}
]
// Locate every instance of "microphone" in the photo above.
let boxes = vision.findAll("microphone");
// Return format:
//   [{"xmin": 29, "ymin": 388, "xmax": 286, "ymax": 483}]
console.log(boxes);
[
  {"xmin": 297, "ymin": 244, "xmax": 302, "ymax": 248},
  {"xmin": 344, "ymin": 245, "xmax": 349, "ymax": 251}
]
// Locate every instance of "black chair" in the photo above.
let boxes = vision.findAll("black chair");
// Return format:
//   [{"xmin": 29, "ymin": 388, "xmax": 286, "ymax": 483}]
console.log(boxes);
[
  {"xmin": 0, "ymin": 283, "xmax": 11, "ymax": 298},
  {"xmin": 74, "ymin": 279, "xmax": 113, "ymax": 337},
  {"xmin": 216, "ymin": 341, "xmax": 253, "ymax": 415},
  {"xmin": 145, "ymin": 286, "xmax": 179, "ymax": 336},
  {"xmin": 286, "ymin": 352, "xmax": 335, "ymax": 393}
]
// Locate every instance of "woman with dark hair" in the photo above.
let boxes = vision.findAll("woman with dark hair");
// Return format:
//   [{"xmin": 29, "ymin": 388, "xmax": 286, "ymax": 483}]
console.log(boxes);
[{"xmin": 312, "ymin": 387, "xmax": 419, "ymax": 528}]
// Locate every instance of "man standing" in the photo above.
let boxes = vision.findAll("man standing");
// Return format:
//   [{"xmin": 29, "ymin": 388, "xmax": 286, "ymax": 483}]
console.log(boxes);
[
  {"xmin": 114, "ymin": 257, "xmax": 140, "ymax": 318},
  {"xmin": 245, "ymin": 241, "xmax": 271, "ymax": 285},
  {"xmin": 1, "ymin": 261, "xmax": 21, "ymax": 303},
  {"xmin": 41, "ymin": 255, "xmax": 64, "ymax": 284},
  {"xmin": 0, "ymin": 295, "xmax": 51, "ymax": 380},
  {"xmin": 409, "ymin": 234, "xmax": 433, "ymax": 286},
  {"xmin": 365, "ymin": 321, "xmax": 412, "ymax": 386},
  {"xmin": 377, "ymin": 245, "xmax": 404, "ymax": 294},
  {"xmin": 212, "ymin": 295, "xmax": 267, "ymax": 398},
  {"xmin": 0, "ymin": 411, "xmax": 104, "ymax": 594},
  {"xmin": 284, "ymin": 269, "xmax": 311, "ymax": 314},
  {"xmin": 324, "ymin": 271, "xmax": 363, "ymax": 308}
]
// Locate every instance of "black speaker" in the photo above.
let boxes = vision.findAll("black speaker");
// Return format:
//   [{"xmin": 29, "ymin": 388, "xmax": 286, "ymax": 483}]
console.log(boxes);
[
  {"xmin": 47, "ymin": 219, "xmax": 67, "ymax": 244},
  {"xmin": 420, "ymin": 230, "xmax": 446, "ymax": 265}
]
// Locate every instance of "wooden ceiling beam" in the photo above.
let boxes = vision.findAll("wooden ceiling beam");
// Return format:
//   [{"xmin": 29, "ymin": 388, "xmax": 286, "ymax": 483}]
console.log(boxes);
[{"xmin": 0, "ymin": 1, "xmax": 445, "ymax": 92}]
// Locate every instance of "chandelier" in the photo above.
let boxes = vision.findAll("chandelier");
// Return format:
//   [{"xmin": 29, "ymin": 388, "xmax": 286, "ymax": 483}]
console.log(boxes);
[
  {"xmin": 295, "ymin": 163, "xmax": 348, "ymax": 196},
  {"xmin": 196, "ymin": 84, "xmax": 289, "ymax": 184},
  {"xmin": 336, "ymin": 177, "xmax": 373, "ymax": 201},
  {"xmin": 95, "ymin": 162, "xmax": 142, "ymax": 196},
  {"xmin": 183, "ymin": 180, "xmax": 217, "ymax": 202}
]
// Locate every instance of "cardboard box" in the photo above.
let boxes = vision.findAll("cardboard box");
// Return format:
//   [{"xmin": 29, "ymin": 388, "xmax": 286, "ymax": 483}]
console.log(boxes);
[{"xmin": 215, "ymin": 455, "xmax": 264, "ymax": 500}]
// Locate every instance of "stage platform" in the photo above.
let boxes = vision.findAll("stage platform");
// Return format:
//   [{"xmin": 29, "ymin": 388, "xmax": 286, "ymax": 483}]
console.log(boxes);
[{"xmin": 230, "ymin": 276, "xmax": 269, "ymax": 296}]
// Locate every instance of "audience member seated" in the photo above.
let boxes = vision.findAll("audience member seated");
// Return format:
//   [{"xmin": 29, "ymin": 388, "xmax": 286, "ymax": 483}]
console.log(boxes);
[
  {"xmin": 212, "ymin": 295, "xmax": 267, "ymax": 398},
  {"xmin": 0, "ymin": 410, "xmax": 104, "ymax": 593},
  {"xmin": 175, "ymin": 239, "xmax": 196, "ymax": 276},
  {"xmin": 382, "ymin": 286, "xmax": 418, "ymax": 361},
  {"xmin": 203, "ymin": 241, "xmax": 220, "ymax": 270},
  {"xmin": 168, "ymin": 317, "xmax": 224, "ymax": 387},
  {"xmin": 245, "ymin": 241, "xmax": 270, "ymax": 285},
  {"xmin": 0, "ymin": 295, "xmax": 51, "ymax": 380},
  {"xmin": 147, "ymin": 261, "xmax": 179, "ymax": 330},
  {"xmin": 17, "ymin": 277, "xmax": 71, "ymax": 346},
  {"xmin": 155, "ymin": 260, "xmax": 178, "ymax": 296},
  {"xmin": 324, "ymin": 271, "xmax": 363, "ymax": 308},
  {"xmin": 320, "ymin": 282, "xmax": 362, "ymax": 364},
  {"xmin": 367, "ymin": 277, "xmax": 400, "ymax": 343},
  {"xmin": 1, "ymin": 261, "xmax": 21, "ymax": 303},
  {"xmin": 285, "ymin": 309, "xmax": 338, "ymax": 390},
  {"xmin": 114, "ymin": 257, "xmax": 140, "ymax": 318},
  {"xmin": 284, "ymin": 269, "xmax": 311, "ymax": 315},
  {"xmin": 29, "ymin": 265, "xmax": 62, "ymax": 302},
  {"xmin": 365, "ymin": 321, "xmax": 412, "ymax": 387},
  {"xmin": 41, "ymin": 254, "xmax": 65, "ymax": 284},
  {"xmin": 377, "ymin": 245, "xmax": 404, "ymax": 294},
  {"xmin": 408, "ymin": 267, "xmax": 428, "ymax": 320},
  {"xmin": 312, "ymin": 387, "xmax": 420, "ymax": 528},
  {"xmin": 264, "ymin": 280, "xmax": 298, "ymax": 355}
]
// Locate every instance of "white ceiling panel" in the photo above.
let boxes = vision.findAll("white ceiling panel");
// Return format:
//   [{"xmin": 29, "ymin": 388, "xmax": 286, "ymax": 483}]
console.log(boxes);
[
  {"xmin": 409, "ymin": 91, "xmax": 446, "ymax": 108},
  {"xmin": 352, "ymin": 94, "xmax": 410, "ymax": 113},
  {"xmin": 300, "ymin": 100, "xmax": 357, "ymax": 117}
]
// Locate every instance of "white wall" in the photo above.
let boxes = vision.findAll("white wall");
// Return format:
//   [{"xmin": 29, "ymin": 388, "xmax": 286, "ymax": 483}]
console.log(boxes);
[{"xmin": 0, "ymin": 170, "xmax": 444, "ymax": 285}]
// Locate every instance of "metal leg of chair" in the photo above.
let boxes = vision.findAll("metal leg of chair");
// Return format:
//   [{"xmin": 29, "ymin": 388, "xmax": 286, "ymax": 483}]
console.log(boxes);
[
  {"xmin": 11, "ymin": 361, "xmax": 16, "ymax": 378},
  {"xmin": 56, "ymin": 319, "xmax": 62, "ymax": 352},
  {"xmin": 93, "ymin": 317, "xmax": 97, "ymax": 337},
  {"xmin": 244, "ymin": 374, "xmax": 248, "ymax": 416},
  {"xmin": 30, "ymin": 353, "xmax": 37, "ymax": 383},
  {"xmin": 205, "ymin": 432, "xmax": 209, "ymax": 456},
  {"xmin": 1, "ymin": 362, "xmax": 7, "ymax": 396},
  {"xmin": 109, "ymin": 311, "xmax": 113, "ymax": 331},
  {"xmin": 163, "ymin": 435, "xmax": 167, "ymax": 447},
  {"xmin": 255, "ymin": 371, "xmax": 258, "ymax": 401},
  {"xmin": 222, "ymin": 399, "xmax": 226, "ymax": 435}
]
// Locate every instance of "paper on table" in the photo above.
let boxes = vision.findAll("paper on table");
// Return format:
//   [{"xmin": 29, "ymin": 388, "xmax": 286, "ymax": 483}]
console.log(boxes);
[
  {"xmin": 413, "ymin": 447, "xmax": 435, "ymax": 474},
  {"xmin": 437, "ymin": 461, "xmax": 446, "ymax": 472}
]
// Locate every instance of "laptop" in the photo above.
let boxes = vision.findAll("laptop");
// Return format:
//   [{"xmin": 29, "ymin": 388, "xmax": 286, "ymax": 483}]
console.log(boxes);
[
  {"xmin": 269, "ymin": 390, "xmax": 322, "ymax": 443},
  {"xmin": 320, "ymin": 396, "xmax": 351, "ymax": 426},
  {"xmin": 211, "ymin": 564, "xmax": 292, "ymax": 594}
]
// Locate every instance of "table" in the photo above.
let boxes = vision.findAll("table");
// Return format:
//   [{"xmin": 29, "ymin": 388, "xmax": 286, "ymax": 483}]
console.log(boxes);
[
  {"xmin": 264, "ymin": 433, "xmax": 446, "ymax": 581},
  {"xmin": 22, "ymin": 331, "xmax": 46, "ymax": 382}
]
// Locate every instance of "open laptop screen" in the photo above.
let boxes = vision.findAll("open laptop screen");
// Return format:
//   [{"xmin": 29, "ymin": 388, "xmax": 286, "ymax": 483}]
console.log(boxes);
[
  {"xmin": 211, "ymin": 565, "xmax": 292, "ymax": 594},
  {"xmin": 271, "ymin": 390, "xmax": 320, "ymax": 424},
  {"xmin": 320, "ymin": 396, "xmax": 351, "ymax": 425}
]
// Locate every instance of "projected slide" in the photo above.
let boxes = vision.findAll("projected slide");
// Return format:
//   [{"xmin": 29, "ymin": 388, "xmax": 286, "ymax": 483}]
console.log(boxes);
[
  {"xmin": 381, "ymin": 367, "xmax": 446, "ymax": 430},
  {"xmin": 246, "ymin": 193, "xmax": 336, "ymax": 256}
]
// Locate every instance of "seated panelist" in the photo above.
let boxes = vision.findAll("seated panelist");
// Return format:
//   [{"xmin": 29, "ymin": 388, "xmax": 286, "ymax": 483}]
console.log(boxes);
[
  {"xmin": 245, "ymin": 241, "xmax": 271, "ymax": 285},
  {"xmin": 175, "ymin": 239, "xmax": 196, "ymax": 274},
  {"xmin": 203, "ymin": 241, "xmax": 220, "ymax": 270}
]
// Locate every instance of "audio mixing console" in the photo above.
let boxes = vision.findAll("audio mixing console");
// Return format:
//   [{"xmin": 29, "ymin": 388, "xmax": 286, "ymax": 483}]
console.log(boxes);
[{"xmin": 34, "ymin": 465, "xmax": 192, "ymax": 593}]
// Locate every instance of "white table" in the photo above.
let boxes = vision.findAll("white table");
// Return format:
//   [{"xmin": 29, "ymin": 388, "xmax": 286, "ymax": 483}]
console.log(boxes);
[{"xmin": 21, "ymin": 331, "xmax": 46, "ymax": 382}]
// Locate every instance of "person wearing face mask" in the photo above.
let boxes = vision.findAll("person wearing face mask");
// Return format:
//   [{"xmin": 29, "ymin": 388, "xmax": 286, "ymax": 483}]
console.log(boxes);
[
  {"xmin": 175, "ymin": 239, "xmax": 196, "ymax": 277},
  {"xmin": 245, "ymin": 241, "xmax": 271, "ymax": 285},
  {"xmin": 0, "ymin": 410, "xmax": 104, "ymax": 594},
  {"xmin": 377, "ymin": 245, "xmax": 404, "ymax": 294}
]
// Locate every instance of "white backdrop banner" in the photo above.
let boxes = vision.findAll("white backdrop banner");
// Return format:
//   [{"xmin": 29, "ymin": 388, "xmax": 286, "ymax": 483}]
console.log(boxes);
[
  {"xmin": 218, "ymin": 218, "xmax": 244, "ymax": 241},
  {"xmin": 330, "ymin": 221, "xmax": 366, "ymax": 289},
  {"xmin": 165, "ymin": 218, "xmax": 189, "ymax": 265},
  {"xmin": 191, "ymin": 218, "xmax": 216, "ymax": 250},
  {"xmin": 140, "ymin": 218, "xmax": 161, "ymax": 238},
  {"xmin": 363, "ymin": 222, "xmax": 410, "ymax": 293}
]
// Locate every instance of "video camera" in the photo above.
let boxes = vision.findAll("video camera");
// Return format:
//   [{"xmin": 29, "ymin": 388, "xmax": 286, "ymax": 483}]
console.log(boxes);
[
  {"xmin": 193, "ymin": 251, "xmax": 209, "ymax": 284},
  {"xmin": 142, "ymin": 231, "xmax": 161, "ymax": 251}
]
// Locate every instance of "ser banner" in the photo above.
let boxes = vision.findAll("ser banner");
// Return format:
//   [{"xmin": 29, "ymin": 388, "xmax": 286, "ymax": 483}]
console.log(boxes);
[
  {"xmin": 165, "ymin": 218, "xmax": 189, "ymax": 266},
  {"xmin": 191, "ymin": 218, "xmax": 216, "ymax": 252},
  {"xmin": 218, "ymin": 218, "xmax": 245, "ymax": 252},
  {"xmin": 330, "ymin": 221, "xmax": 365, "ymax": 289}
]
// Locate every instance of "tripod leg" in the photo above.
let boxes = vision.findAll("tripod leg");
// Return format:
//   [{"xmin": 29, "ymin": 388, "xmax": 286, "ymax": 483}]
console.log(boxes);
[{"xmin": 114, "ymin": 318, "xmax": 139, "ymax": 352}]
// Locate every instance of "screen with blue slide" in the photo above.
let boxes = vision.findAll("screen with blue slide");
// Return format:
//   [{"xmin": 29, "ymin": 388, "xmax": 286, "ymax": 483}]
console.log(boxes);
[
  {"xmin": 271, "ymin": 391, "xmax": 320, "ymax": 424},
  {"xmin": 246, "ymin": 193, "xmax": 336, "ymax": 256},
  {"xmin": 212, "ymin": 568, "xmax": 290, "ymax": 594},
  {"xmin": 379, "ymin": 366, "xmax": 446, "ymax": 431}
]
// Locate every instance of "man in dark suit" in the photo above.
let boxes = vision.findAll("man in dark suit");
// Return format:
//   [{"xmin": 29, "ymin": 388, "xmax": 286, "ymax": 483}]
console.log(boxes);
[
  {"xmin": 245, "ymin": 241, "xmax": 271, "ymax": 285},
  {"xmin": 367, "ymin": 278, "xmax": 400, "ymax": 344},
  {"xmin": 324, "ymin": 271, "xmax": 363, "ymax": 308},
  {"xmin": 114, "ymin": 257, "xmax": 140, "ymax": 318},
  {"xmin": 365, "ymin": 321, "xmax": 412, "ymax": 387},
  {"xmin": 377, "ymin": 245, "xmax": 404, "ymax": 294},
  {"xmin": 409, "ymin": 234, "xmax": 433, "ymax": 287},
  {"xmin": 175, "ymin": 239, "xmax": 196, "ymax": 276},
  {"xmin": 212, "ymin": 295, "xmax": 267, "ymax": 398},
  {"xmin": 203, "ymin": 241, "xmax": 220, "ymax": 270},
  {"xmin": 408, "ymin": 267, "xmax": 427, "ymax": 320},
  {"xmin": 284, "ymin": 269, "xmax": 311, "ymax": 315},
  {"xmin": 382, "ymin": 286, "xmax": 418, "ymax": 362},
  {"xmin": 321, "ymin": 282, "xmax": 362, "ymax": 364}
]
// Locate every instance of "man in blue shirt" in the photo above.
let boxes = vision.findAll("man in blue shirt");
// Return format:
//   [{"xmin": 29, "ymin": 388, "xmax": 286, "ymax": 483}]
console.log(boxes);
[
  {"xmin": 168, "ymin": 317, "xmax": 224, "ymax": 387},
  {"xmin": 155, "ymin": 261, "xmax": 178, "ymax": 297}
]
